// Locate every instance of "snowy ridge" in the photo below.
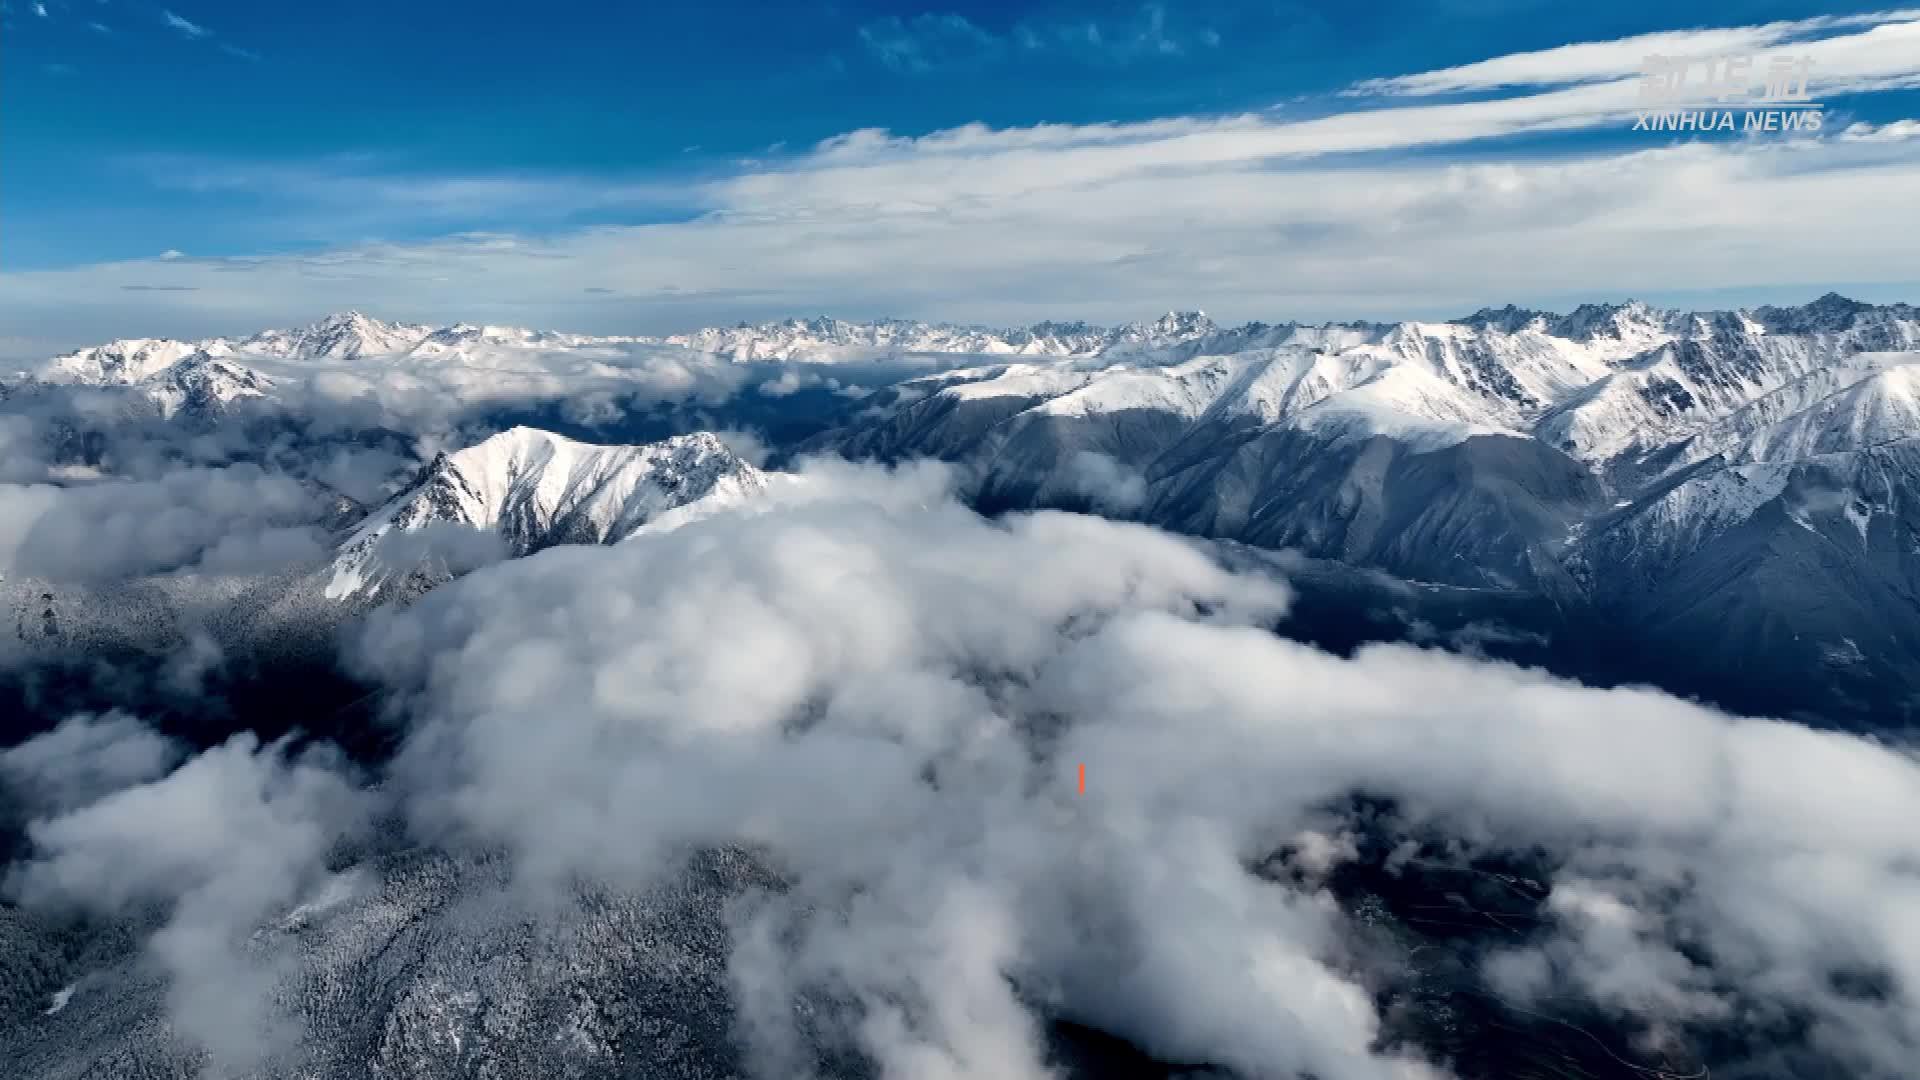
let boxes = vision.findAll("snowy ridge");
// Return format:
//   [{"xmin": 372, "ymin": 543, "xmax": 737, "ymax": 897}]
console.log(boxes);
[
  {"xmin": 1538, "ymin": 304, "xmax": 1920, "ymax": 462},
  {"xmin": 326, "ymin": 427, "xmax": 766, "ymax": 599},
  {"xmin": 1713, "ymin": 360, "xmax": 1920, "ymax": 464},
  {"xmin": 903, "ymin": 311, "xmax": 1655, "ymax": 455},
  {"xmin": 24, "ymin": 297, "xmax": 1916, "ymax": 457},
  {"xmin": 1663, "ymin": 352, "xmax": 1914, "ymax": 470},
  {"xmin": 656, "ymin": 310, "xmax": 1222, "ymax": 362}
]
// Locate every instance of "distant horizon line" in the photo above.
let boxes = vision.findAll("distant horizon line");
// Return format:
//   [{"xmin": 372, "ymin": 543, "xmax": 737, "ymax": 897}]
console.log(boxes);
[{"xmin": 55, "ymin": 290, "xmax": 1917, "ymax": 345}]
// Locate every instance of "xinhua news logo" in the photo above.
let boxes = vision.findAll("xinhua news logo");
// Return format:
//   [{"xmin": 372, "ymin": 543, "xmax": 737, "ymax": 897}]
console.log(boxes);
[{"xmin": 1633, "ymin": 54, "xmax": 1822, "ymax": 133}]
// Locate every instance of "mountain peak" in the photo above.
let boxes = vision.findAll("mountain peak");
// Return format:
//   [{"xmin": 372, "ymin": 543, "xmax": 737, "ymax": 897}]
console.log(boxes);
[
  {"xmin": 1460, "ymin": 304, "xmax": 1550, "ymax": 333},
  {"xmin": 1752, "ymin": 292, "xmax": 1874, "ymax": 334},
  {"xmin": 304, "ymin": 310, "xmax": 394, "ymax": 336},
  {"xmin": 236, "ymin": 310, "xmax": 435, "ymax": 360},
  {"xmin": 1115, "ymin": 310, "xmax": 1215, "ymax": 344},
  {"xmin": 1547, "ymin": 299, "xmax": 1666, "ymax": 341},
  {"xmin": 327, "ymin": 427, "xmax": 766, "ymax": 601}
]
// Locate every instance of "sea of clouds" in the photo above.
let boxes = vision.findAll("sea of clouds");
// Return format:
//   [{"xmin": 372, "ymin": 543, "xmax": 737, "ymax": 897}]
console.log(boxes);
[{"xmin": 2, "ymin": 457, "xmax": 1916, "ymax": 1078}]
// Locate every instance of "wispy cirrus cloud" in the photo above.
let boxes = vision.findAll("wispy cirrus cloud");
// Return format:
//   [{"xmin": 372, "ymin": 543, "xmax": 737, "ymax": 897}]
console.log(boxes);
[
  {"xmin": 857, "ymin": 3, "xmax": 1221, "ymax": 75},
  {"xmin": 859, "ymin": 13, "xmax": 1005, "ymax": 74},
  {"xmin": 1350, "ymin": 7, "xmax": 1920, "ymax": 96},
  {"xmin": 162, "ymin": 8, "xmax": 209, "ymax": 39},
  {"xmin": 1014, "ymin": 1, "xmax": 1215, "ymax": 64},
  {"xmin": 157, "ymin": 6, "xmax": 263, "ymax": 58},
  {"xmin": 117, "ymin": 151, "xmax": 699, "ymax": 241}
]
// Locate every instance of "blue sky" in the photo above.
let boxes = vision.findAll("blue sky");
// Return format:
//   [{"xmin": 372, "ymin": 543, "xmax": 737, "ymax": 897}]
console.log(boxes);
[{"xmin": 4, "ymin": 0, "xmax": 1920, "ymax": 350}]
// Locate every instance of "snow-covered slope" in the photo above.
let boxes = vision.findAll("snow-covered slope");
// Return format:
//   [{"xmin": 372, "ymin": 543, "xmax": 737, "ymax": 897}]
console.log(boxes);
[
  {"xmin": 1537, "ymin": 302, "xmax": 1920, "ymax": 462},
  {"xmin": 36, "ymin": 337, "xmax": 208, "ymax": 385},
  {"xmin": 1702, "ymin": 359, "xmax": 1920, "ymax": 464},
  {"xmin": 326, "ymin": 427, "xmax": 766, "ymax": 599},
  {"xmin": 139, "ymin": 350, "xmax": 278, "ymax": 418}
]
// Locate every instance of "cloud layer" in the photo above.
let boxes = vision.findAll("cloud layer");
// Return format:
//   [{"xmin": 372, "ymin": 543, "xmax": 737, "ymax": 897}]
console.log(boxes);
[
  {"xmin": 10, "ymin": 460, "xmax": 1909, "ymax": 1075},
  {"xmin": 340, "ymin": 460, "xmax": 1920, "ymax": 1077},
  {"xmin": 0, "ymin": 464, "xmax": 324, "ymax": 583},
  {"xmin": 5, "ymin": 717, "xmax": 369, "ymax": 1069}
]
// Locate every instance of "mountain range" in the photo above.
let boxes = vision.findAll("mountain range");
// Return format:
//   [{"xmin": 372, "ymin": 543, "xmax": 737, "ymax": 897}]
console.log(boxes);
[{"xmin": 9, "ymin": 293, "xmax": 1920, "ymax": 726}]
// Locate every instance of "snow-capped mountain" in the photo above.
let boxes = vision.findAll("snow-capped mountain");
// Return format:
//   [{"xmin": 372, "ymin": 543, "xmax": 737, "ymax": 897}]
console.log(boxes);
[
  {"xmin": 239, "ymin": 310, "xmax": 435, "ymax": 360},
  {"xmin": 30, "ymin": 313, "xmax": 427, "ymax": 389},
  {"xmin": 35, "ymin": 336, "xmax": 209, "ymax": 385},
  {"xmin": 1, "ymin": 308, "xmax": 1274, "ymax": 440},
  {"xmin": 793, "ymin": 294, "xmax": 1920, "ymax": 722},
  {"xmin": 20, "ymin": 308, "xmax": 1241, "ymax": 389},
  {"xmin": 326, "ymin": 427, "xmax": 766, "ymax": 600},
  {"xmin": 138, "ymin": 350, "xmax": 278, "ymax": 418}
]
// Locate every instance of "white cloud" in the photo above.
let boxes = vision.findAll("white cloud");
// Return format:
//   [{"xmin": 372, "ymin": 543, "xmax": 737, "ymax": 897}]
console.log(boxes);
[
  {"xmin": 1843, "ymin": 117, "xmax": 1920, "ymax": 141},
  {"xmin": 0, "ymin": 465, "xmax": 324, "ymax": 582},
  {"xmin": 1, "ymin": 711, "xmax": 184, "ymax": 812},
  {"xmin": 1060, "ymin": 450, "xmax": 1147, "ymax": 510},
  {"xmin": 9, "ymin": 727, "xmax": 371, "ymax": 1069}
]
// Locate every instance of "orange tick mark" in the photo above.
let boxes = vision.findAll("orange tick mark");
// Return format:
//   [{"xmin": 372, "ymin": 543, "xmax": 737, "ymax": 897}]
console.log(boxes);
[{"xmin": 1078, "ymin": 763, "xmax": 1085, "ymax": 794}]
